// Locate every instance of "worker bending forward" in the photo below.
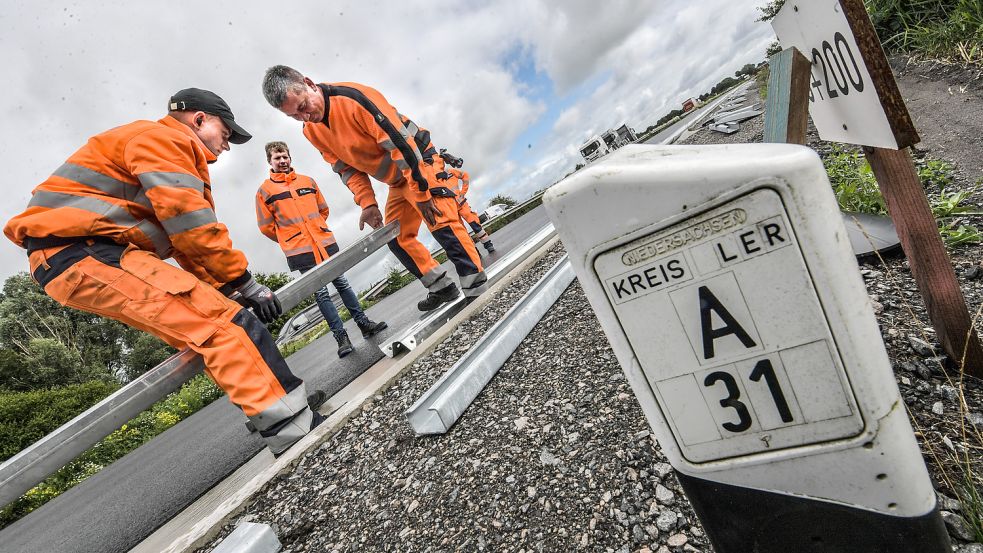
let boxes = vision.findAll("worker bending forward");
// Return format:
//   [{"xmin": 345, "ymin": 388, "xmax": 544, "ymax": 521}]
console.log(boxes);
[
  {"xmin": 262, "ymin": 65, "xmax": 487, "ymax": 311},
  {"xmin": 444, "ymin": 166, "xmax": 495, "ymax": 254},
  {"xmin": 4, "ymin": 89, "xmax": 322, "ymax": 456},
  {"xmin": 256, "ymin": 141, "xmax": 387, "ymax": 357}
]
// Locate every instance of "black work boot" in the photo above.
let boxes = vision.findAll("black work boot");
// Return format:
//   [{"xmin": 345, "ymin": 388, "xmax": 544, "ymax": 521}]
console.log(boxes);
[
  {"xmin": 417, "ymin": 283, "xmax": 461, "ymax": 311},
  {"xmin": 335, "ymin": 330, "xmax": 354, "ymax": 358},
  {"xmin": 307, "ymin": 389, "xmax": 328, "ymax": 411},
  {"xmin": 484, "ymin": 241, "xmax": 496, "ymax": 254},
  {"xmin": 358, "ymin": 319, "xmax": 389, "ymax": 339}
]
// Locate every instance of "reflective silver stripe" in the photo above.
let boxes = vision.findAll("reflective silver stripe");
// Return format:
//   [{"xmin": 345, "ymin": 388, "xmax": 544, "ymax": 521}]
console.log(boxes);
[
  {"xmin": 52, "ymin": 163, "xmax": 133, "ymax": 200},
  {"xmin": 258, "ymin": 187, "xmax": 272, "ymax": 200},
  {"xmin": 420, "ymin": 266, "xmax": 452, "ymax": 290},
  {"xmin": 380, "ymin": 139, "xmax": 396, "ymax": 152},
  {"xmin": 396, "ymin": 125, "xmax": 424, "ymax": 161},
  {"xmin": 340, "ymin": 168, "xmax": 358, "ymax": 186},
  {"xmin": 248, "ymin": 384, "xmax": 310, "ymax": 432},
  {"xmin": 277, "ymin": 215, "xmax": 306, "ymax": 226},
  {"xmin": 474, "ymin": 230, "xmax": 489, "ymax": 241},
  {"xmin": 373, "ymin": 155, "xmax": 393, "ymax": 181},
  {"xmin": 395, "ymin": 158, "xmax": 410, "ymax": 171},
  {"xmin": 460, "ymin": 271, "xmax": 488, "ymax": 296},
  {"xmin": 257, "ymin": 216, "xmax": 275, "ymax": 226},
  {"xmin": 29, "ymin": 191, "xmax": 139, "ymax": 227},
  {"xmin": 262, "ymin": 408, "xmax": 314, "ymax": 455},
  {"xmin": 136, "ymin": 220, "xmax": 174, "ymax": 256},
  {"xmin": 319, "ymin": 237, "xmax": 336, "ymax": 247},
  {"xmin": 131, "ymin": 188, "xmax": 153, "ymax": 210},
  {"xmin": 138, "ymin": 171, "xmax": 205, "ymax": 194},
  {"xmin": 283, "ymin": 245, "xmax": 314, "ymax": 256},
  {"xmin": 404, "ymin": 121, "xmax": 419, "ymax": 136},
  {"xmin": 332, "ymin": 161, "xmax": 349, "ymax": 174},
  {"xmin": 160, "ymin": 208, "xmax": 217, "ymax": 236}
]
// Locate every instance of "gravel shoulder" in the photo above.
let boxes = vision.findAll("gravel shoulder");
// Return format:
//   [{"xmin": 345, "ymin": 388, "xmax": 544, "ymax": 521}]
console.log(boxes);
[{"xmin": 197, "ymin": 58, "xmax": 983, "ymax": 553}]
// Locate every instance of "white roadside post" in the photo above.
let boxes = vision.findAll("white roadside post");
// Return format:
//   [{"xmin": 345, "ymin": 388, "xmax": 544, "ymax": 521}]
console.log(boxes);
[{"xmin": 543, "ymin": 144, "xmax": 950, "ymax": 552}]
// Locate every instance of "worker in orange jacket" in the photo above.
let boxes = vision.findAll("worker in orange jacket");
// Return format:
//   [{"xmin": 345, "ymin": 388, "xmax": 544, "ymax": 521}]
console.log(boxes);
[
  {"xmin": 4, "ymin": 89, "xmax": 324, "ymax": 456},
  {"xmin": 256, "ymin": 141, "xmax": 387, "ymax": 357},
  {"xmin": 261, "ymin": 65, "xmax": 487, "ymax": 311},
  {"xmin": 443, "ymin": 166, "xmax": 495, "ymax": 254}
]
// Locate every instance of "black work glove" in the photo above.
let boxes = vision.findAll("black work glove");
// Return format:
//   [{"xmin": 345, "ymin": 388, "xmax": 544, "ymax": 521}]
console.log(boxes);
[{"xmin": 233, "ymin": 276, "xmax": 282, "ymax": 324}]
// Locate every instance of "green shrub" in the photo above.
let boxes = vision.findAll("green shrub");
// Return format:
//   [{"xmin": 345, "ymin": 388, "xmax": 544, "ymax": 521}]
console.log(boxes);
[
  {"xmin": 822, "ymin": 146, "xmax": 981, "ymax": 247},
  {"xmin": 0, "ymin": 373, "xmax": 223, "ymax": 528},
  {"xmin": 0, "ymin": 381, "xmax": 119, "ymax": 462}
]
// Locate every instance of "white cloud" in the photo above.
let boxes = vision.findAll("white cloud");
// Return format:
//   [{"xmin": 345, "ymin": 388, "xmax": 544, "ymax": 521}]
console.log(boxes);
[{"xmin": 0, "ymin": 0, "xmax": 777, "ymax": 293}]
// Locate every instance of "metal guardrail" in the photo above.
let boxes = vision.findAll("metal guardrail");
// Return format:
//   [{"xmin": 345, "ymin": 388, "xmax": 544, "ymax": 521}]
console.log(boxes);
[
  {"xmin": 380, "ymin": 222, "xmax": 557, "ymax": 357},
  {"xmin": 0, "ymin": 222, "xmax": 399, "ymax": 508},
  {"xmin": 406, "ymin": 256, "xmax": 574, "ymax": 434}
]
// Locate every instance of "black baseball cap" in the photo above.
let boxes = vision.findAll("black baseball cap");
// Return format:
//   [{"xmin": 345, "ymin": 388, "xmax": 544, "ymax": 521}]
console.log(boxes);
[{"xmin": 168, "ymin": 88, "xmax": 252, "ymax": 144}]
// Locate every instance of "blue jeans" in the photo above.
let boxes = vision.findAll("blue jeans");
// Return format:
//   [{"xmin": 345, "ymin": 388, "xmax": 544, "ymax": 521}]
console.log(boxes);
[{"xmin": 298, "ymin": 268, "xmax": 368, "ymax": 335}]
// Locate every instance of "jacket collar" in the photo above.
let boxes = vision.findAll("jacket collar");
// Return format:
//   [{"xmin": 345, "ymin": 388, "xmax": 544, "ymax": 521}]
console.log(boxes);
[
  {"xmin": 159, "ymin": 116, "xmax": 217, "ymax": 164},
  {"xmin": 318, "ymin": 83, "xmax": 331, "ymax": 125},
  {"xmin": 270, "ymin": 169, "xmax": 296, "ymax": 183}
]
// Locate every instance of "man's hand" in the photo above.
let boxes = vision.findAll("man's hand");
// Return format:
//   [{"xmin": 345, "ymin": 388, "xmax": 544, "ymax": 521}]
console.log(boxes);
[
  {"xmin": 416, "ymin": 199, "xmax": 443, "ymax": 227},
  {"xmin": 359, "ymin": 205, "xmax": 383, "ymax": 230},
  {"xmin": 233, "ymin": 276, "xmax": 282, "ymax": 324}
]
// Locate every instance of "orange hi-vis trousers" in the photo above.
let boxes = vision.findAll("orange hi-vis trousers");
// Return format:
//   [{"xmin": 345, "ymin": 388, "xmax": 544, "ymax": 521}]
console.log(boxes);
[
  {"xmin": 384, "ymin": 180, "xmax": 487, "ymax": 297},
  {"xmin": 28, "ymin": 241, "xmax": 315, "ymax": 455},
  {"xmin": 457, "ymin": 199, "xmax": 491, "ymax": 245}
]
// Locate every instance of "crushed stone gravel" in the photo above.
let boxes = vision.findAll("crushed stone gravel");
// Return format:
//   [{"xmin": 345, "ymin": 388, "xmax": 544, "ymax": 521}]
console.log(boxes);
[{"xmin": 199, "ymin": 58, "xmax": 982, "ymax": 553}]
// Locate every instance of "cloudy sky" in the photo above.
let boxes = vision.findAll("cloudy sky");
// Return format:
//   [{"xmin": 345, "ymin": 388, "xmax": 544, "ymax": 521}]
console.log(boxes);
[{"xmin": 0, "ymin": 0, "xmax": 775, "ymax": 292}]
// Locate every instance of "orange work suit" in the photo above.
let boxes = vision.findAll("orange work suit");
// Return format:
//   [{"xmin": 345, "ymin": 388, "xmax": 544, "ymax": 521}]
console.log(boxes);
[
  {"xmin": 446, "ymin": 168, "xmax": 492, "ymax": 246},
  {"xmin": 301, "ymin": 82, "xmax": 487, "ymax": 297},
  {"xmin": 256, "ymin": 170, "xmax": 338, "ymax": 271},
  {"xmin": 4, "ymin": 116, "xmax": 315, "ymax": 454}
]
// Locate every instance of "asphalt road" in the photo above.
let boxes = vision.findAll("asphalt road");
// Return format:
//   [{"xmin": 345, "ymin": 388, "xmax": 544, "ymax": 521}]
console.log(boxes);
[
  {"xmin": 0, "ymin": 205, "xmax": 551, "ymax": 553},
  {"xmin": 644, "ymin": 81, "xmax": 753, "ymax": 145}
]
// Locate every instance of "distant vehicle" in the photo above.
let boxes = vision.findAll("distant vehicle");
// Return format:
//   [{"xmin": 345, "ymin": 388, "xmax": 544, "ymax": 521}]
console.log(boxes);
[
  {"xmin": 579, "ymin": 135, "xmax": 610, "ymax": 164},
  {"xmin": 614, "ymin": 123, "xmax": 638, "ymax": 145},
  {"xmin": 601, "ymin": 129, "xmax": 620, "ymax": 151},
  {"xmin": 482, "ymin": 203, "xmax": 510, "ymax": 222},
  {"xmin": 682, "ymin": 97, "xmax": 702, "ymax": 112}
]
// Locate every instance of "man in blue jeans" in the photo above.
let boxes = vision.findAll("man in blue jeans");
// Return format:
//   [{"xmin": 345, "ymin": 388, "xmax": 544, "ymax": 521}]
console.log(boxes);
[{"xmin": 256, "ymin": 141, "xmax": 387, "ymax": 357}]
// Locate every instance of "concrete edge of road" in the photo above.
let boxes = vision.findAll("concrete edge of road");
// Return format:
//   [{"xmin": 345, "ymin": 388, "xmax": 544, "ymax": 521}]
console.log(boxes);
[{"xmin": 160, "ymin": 235, "xmax": 561, "ymax": 553}]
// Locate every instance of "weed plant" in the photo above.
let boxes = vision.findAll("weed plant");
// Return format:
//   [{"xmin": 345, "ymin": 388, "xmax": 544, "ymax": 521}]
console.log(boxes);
[{"xmin": 822, "ymin": 146, "xmax": 981, "ymax": 247}]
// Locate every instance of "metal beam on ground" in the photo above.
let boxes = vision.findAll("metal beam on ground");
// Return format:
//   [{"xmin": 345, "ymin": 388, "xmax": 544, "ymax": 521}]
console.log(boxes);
[
  {"xmin": 0, "ymin": 222, "xmax": 399, "ymax": 508},
  {"xmin": 406, "ymin": 257, "xmax": 575, "ymax": 434},
  {"xmin": 380, "ymin": 223, "xmax": 557, "ymax": 357}
]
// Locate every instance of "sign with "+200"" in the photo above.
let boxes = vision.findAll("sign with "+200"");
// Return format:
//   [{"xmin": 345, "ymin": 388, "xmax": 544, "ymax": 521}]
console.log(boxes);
[{"xmin": 771, "ymin": 0, "xmax": 918, "ymax": 149}]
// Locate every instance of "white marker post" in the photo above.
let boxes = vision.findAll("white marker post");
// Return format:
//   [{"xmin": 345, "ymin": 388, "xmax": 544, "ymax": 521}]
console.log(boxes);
[{"xmin": 544, "ymin": 144, "xmax": 950, "ymax": 552}]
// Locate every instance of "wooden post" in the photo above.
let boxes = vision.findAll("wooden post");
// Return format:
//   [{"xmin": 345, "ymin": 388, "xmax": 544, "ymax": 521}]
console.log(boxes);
[
  {"xmin": 865, "ymin": 147, "xmax": 983, "ymax": 376},
  {"xmin": 763, "ymin": 48, "xmax": 811, "ymax": 145}
]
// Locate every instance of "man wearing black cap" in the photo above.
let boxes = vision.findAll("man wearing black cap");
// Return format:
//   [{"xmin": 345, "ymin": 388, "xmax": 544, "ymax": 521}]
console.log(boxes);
[{"xmin": 4, "ymin": 88, "xmax": 326, "ymax": 456}]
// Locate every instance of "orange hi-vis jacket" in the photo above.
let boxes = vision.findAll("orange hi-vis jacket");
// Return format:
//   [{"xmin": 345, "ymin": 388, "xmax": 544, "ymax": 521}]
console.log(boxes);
[
  {"xmin": 302, "ymin": 82, "xmax": 446, "ymax": 210},
  {"xmin": 4, "ymin": 116, "xmax": 250, "ymax": 288},
  {"xmin": 447, "ymin": 168, "xmax": 470, "ymax": 204},
  {"xmin": 255, "ymin": 170, "xmax": 338, "ymax": 271}
]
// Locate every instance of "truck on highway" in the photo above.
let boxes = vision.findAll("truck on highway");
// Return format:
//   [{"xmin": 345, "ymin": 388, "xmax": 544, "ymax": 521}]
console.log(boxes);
[{"xmin": 579, "ymin": 134, "xmax": 610, "ymax": 164}]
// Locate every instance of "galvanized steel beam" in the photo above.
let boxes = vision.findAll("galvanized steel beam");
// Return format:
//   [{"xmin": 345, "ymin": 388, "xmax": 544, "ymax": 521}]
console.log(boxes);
[
  {"xmin": 380, "ymin": 223, "xmax": 556, "ymax": 357},
  {"xmin": 0, "ymin": 222, "xmax": 399, "ymax": 508},
  {"xmin": 405, "ymin": 257, "xmax": 574, "ymax": 434}
]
